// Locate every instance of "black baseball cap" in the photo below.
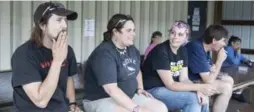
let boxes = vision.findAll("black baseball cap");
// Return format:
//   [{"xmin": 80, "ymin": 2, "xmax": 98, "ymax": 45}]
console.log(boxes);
[{"xmin": 34, "ymin": 2, "xmax": 78, "ymax": 26}]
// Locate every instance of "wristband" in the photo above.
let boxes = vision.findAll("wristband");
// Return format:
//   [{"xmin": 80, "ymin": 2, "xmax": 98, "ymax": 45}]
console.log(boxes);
[
  {"xmin": 69, "ymin": 102, "xmax": 77, "ymax": 106},
  {"xmin": 136, "ymin": 88, "xmax": 143, "ymax": 93}
]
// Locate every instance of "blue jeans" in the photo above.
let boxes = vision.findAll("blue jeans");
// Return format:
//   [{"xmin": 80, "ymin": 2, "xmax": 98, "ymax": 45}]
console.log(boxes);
[{"xmin": 147, "ymin": 87, "xmax": 209, "ymax": 112}]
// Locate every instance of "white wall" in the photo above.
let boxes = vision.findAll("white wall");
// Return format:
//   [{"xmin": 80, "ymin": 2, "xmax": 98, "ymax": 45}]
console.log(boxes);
[
  {"xmin": 223, "ymin": 1, "xmax": 254, "ymax": 59},
  {"xmin": 0, "ymin": 1, "xmax": 190, "ymax": 71}
]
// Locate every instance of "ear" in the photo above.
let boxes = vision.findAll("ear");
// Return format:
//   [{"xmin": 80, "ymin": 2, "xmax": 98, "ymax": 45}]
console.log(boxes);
[
  {"xmin": 212, "ymin": 38, "xmax": 216, "ymax": 44},
  {"xmin": 39, "ymin": 23, "xmax": 46, "ymax": 31},
  {"xmin": 112, "ymin": 28, "xmax": 119, "ymax": 35}
]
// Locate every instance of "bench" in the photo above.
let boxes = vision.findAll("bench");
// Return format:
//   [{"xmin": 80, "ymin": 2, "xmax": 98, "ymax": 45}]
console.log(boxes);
[
  {"xmin": 221, "ymin": 65, "xmax": 254, "ymax": 91},
  {"xmin": 0, "ymin": 71, "xmax": 13, "ymax": 112},
  {"xmin": 0, "ymin": 63, "xmax": 86, "ymax": 111}
]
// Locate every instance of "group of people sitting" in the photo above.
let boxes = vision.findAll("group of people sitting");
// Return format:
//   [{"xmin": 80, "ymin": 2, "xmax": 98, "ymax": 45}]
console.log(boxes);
[{"xmin": 10, "ymin": 1, "xmax": 252, "ymax": 112}]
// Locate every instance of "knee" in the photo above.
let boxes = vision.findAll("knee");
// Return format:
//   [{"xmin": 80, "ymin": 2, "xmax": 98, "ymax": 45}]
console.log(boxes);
[
  {"xmin": 184, "ymin": 93, "xmax": 202, "ymax": 111},
  {"xmin": 146, "ymin": 99, "xmax": 168, "ymax": 112},
  {"xmin": 187, "ymin": 92, "xmax": 200, "ymax": 104},
  {"xmin": 220, "ymin": 82, "xmax": 233, "ymax": 95},
  {"xmin": 222, "ymin": 75, "xmax": 234, "ymax": 86},
  {"xmin": 156, "ymin": 100, "xmax": 168, "ymax": 112}
]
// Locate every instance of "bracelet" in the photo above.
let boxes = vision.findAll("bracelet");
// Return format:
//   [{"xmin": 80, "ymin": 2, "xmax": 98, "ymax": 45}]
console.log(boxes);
[
  {"xmin": 132, "ymin": 105, "xmax": 140, "ymax": 112},
  {"xmin": 69, "ymin": 102, "xmax": 77, "ymax": 106}
]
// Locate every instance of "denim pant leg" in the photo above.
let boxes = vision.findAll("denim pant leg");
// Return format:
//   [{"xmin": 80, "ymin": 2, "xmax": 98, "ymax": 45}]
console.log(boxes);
[
  {"xmin": 147, "ymin": 87, "xmax": 201, "ymax": 112},
  {"xmin": 201, "ymin": 103, "xmax": 210, "ymax": 112}
]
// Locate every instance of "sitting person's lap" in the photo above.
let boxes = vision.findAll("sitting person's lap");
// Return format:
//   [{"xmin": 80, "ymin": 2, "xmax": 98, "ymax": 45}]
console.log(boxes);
[
  {"xmin": 147, "ymin": 87, "xmax": 209, "ymax": 112},
  {"xmin": 194, "ymin": 74, "xmax": 234, "ymax": 95},
  {"xmin": 83, "ymin": 94, "xmax": 155, "ymax": 112}
]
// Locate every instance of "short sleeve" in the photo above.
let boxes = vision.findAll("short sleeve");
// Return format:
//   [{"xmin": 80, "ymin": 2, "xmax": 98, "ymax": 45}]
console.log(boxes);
[
  {"xmin": 187, "ymin": 43, "xmax": 210, "ymax": 74},
  {"xmin": 67, "ymin": 46, "xmax": 78, "ymax": 76},
  {"xmin": 91, "ymin": 51, "xmax": 117, "ymax": 86},
  {"xmin": 152, "ymin": 47, "xmax": 171, "ymax": 70},
  {"xmin": 134, "ymin": 46, "xmax": 141, "ymax": 65},
  {"xmin": 11, "ymin": 50, "xmax": 42, "ymax": 87}
]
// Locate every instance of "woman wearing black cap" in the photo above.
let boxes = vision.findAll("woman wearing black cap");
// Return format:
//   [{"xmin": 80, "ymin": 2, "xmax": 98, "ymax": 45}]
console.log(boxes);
[
  {"xmin": 82, "ymin": 14, "xmax": 167, "ymax": 112},
  {"xmin": 11, "ymin": 2, "xmax": 81, "ymax": 112}
]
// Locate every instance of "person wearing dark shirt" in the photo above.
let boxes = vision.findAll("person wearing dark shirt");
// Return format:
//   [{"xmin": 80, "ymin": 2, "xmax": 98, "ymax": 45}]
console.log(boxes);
[
  {"xmin": 11, "ymin": 2, "xmax": 81, "ymax": 112},
  {"xmin": 142, "ymin": 21, "xmax": 214, "ymax": 112},
  {"xmin": 82, "ymin": 14, "xmax": 167, "ymax": 112},
  {"xmin": 187, "ymin": 25, "xmax": 234, "ymax": 112}
]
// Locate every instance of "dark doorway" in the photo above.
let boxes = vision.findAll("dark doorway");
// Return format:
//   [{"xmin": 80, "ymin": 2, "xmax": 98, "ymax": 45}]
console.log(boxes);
[{"xmin": 188, "ymin": 1, "xmax": 207, "ymax": 40}]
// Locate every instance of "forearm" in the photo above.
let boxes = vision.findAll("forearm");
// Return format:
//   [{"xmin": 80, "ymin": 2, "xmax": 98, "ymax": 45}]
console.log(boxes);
[
  {"xmin": 38, "ymin": 60, "xmax": 62, "ymax": 104},
  {"xmin": 206, "ymin": 61, "xmax": 223, "ymax": 83},
  {"xmin": 180, "ymin": 79, "xmax": 194, "ymax": 84},
  {"xmin": 136, "ymin": 71, "xmax": 144, "ymax": 89},
  {"xmin": 166, "ymin": 82, "xmax": 200, "ymax": 92},
  {"xmin": 104, "ymin": 85, "xmax": 137, "ymax": 111},
  {"xmin": 66, "ymin": 77, "xmax": 76, "ymax": 103}
]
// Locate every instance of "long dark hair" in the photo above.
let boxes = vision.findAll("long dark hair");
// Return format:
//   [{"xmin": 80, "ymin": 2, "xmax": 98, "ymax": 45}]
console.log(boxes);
[
  {"xmin": 227, "ymin": 35, "xmax": 241, "ymax": 46},
  {"xmin": 149, "ymin": 31, "xmax": 162, "ymax": 44},
  {"xmin": 30, "ymin": 13, "xmax": 52, "ymax": 47},
  {"xmin": 103, "ymin": 14, "xmax": 134, "ymax": 42}
]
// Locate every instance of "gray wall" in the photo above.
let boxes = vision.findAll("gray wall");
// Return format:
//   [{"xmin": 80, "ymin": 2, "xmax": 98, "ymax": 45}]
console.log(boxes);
[
  {"xmin": 223, "ymin": 1, "xmax": 254, "ymax": 60},
  {"xmin": 0, "ymin": 1, "xmax": 216, "ymax": 71}
]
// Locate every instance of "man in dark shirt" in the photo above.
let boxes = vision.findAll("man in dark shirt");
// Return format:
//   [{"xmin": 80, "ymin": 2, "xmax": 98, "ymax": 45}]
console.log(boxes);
[
  {"xmin": 11, "ymin": 2, "xmax": 81, "ymax": 112},
  {"xmin": 142, "ymin": 21, "xmax": 214, "ymax": 112},
  {"xmin": 187, "ymin": 25, "xmax": 233, "ymax": 112}
]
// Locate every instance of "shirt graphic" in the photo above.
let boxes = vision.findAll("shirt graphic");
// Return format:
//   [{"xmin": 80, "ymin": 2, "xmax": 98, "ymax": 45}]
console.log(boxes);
[
  {"xmin": 122, "ymin": 58, "xmax": 137, "ymax": 76},
  {"xmin": 170, "ymin": 60, "xmax": 183, "ymax": 77}
]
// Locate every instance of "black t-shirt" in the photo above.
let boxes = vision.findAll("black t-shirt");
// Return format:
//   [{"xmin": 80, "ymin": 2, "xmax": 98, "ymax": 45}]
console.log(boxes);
[
  {"xmin": 142, "ymin": 40, "xmax": 188, "ymax": 90},
  {"xmin": 11, "ymin": 40, "xmax": 77, "ymax": 112},
  {"xmin": 83, "ymin": 40, "xmax": 140, "ymax": 101}
]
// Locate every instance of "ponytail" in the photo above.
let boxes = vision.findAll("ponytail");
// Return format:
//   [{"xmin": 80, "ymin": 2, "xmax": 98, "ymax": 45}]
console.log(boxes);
[{"xmin": 103, "ymin": 31, "xmax": 112, "ymax": 42}]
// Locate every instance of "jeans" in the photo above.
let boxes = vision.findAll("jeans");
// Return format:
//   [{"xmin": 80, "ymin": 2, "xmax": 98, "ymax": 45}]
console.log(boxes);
[{"xmin": 147, "ymin": 87, "xmax": 209, "ymax": 112}]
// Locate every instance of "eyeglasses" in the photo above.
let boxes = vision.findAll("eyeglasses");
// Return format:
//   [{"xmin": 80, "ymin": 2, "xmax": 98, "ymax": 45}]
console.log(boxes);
[
  {"xmin": 114, "ymin": 19, "xmax": 127, "ymax": 28},
  {"xmin": 169, "ymin": 21, "xmax": 190, "ymax": 33},
  {"xmin": 172, "ymin": 21, "xmax": 189, "ymax": 29}
]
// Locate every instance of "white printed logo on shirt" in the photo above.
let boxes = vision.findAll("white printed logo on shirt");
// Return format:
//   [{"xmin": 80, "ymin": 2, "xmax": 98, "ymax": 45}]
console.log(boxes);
[
  {"xmin": 123, "ymin": 58, "xmax": 137, "ymax": 76},
  {"xmin": 170, "ymin": 60, "xmax": 184, "ymax": 77}
]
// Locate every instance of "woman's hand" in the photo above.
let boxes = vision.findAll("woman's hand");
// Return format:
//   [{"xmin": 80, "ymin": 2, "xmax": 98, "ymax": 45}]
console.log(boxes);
[
  {"xmin": 137, "ymin": 88, "xmax": 154, "ymax": 98},
  {"xmin": 69, "ymin": 103, "xmax": 83, "ymax": 112}
]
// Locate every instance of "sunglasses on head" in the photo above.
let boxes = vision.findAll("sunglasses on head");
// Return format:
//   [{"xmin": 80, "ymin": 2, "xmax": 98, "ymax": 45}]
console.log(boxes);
[
  {"xmin": 173, "ymin": 21, "xmax": 189, "ymax": 29},
  {"xmin": 41, "ymin": 3, "xmax": 65, "ymax": 17},
  {"xmin": 114, "ymin": 19, "xmax": 127, "ymax": 28}
]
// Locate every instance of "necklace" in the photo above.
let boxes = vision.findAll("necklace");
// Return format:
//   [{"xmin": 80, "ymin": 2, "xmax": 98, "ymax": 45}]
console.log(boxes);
[
  {"xmin": 115, "ymin": 47, "xmax": 127, "ymax": 55},
  {"xmin": 112, "ymin": 39, "xmax": 127, "ymax": 55}
]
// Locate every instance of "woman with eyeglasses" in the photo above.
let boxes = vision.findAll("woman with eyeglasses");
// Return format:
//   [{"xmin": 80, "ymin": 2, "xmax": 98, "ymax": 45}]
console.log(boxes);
[
  {"xmin": 11, "ymin": 2, "xmax": 81, "ymax": 112},
  {"xmin": 142, "ymin": 21, "xmax": 212, "ymax": 112},
  {"xmin": 82, "ymin": 14, "xmax": 167, "ymax": 112}
]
